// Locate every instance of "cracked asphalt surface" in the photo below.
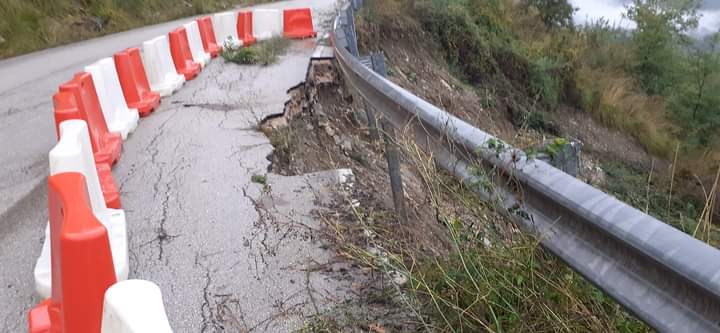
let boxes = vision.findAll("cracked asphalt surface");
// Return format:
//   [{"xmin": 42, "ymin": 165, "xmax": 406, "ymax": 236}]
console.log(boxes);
[
  {"xmin": 0, "ymin": 1, "xmax": 354, "ymax": 331},
  {"xmin": 0, "ymin": 0, "xmax": 336, "ymax": 216}
]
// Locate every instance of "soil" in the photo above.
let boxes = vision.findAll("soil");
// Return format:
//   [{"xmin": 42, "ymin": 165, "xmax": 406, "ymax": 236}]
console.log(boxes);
[
  {"xmin": 552, "ymin": 106, "xmax": 664, "ymax": 170},
  {"xmin": 260, "ymin": 57, "xmax": 513, "ymax": 330},
  {"xmin": 263, "ymin": 59, "xmax": 454, "ymax": 257},
  {"xmin": 352, "ymin": 12, "xmax": 667, "ymax": 180}
]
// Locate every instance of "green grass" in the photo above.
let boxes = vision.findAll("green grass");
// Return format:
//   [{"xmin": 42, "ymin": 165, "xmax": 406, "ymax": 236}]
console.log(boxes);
[
  {"xmin": 0, "ymin": 0, "xmax": 275, "ymax": 59},
  {"xmin": 329, "ymin": 135, "xmax": 653, "ymax": 332},
  {"xmin": 221, "ymin": 37, "xmax": 290, "ymax": 66},
  {"xmin": 600, "ymin": 160, "xmax": 719, "ymax": 245},
  {"xmin": 408, "ymin": 227, "xmax": 649, "ymax": 332},
  {"xmin": 251, "ymin": 174, "xmax": 267, "ymax": 185},
  {"xmin": 222, "ymin": 44, "xmax": 260, "ymax": 65}
]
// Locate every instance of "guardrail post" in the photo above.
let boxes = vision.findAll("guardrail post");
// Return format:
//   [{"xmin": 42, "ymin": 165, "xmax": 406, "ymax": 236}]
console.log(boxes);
[
  {"xmin": 380, "ymin": 118, "xmax": 407, "ymax": 223},
  {"xmin": 364, "ymin": 102, "xmax": 380, "ymax": 141}
]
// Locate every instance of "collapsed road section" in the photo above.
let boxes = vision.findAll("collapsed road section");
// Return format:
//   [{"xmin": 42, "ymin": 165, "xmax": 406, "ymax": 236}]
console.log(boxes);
[{"xmin": 115, "ymin": 41, "xmax": 365, "ymax": 332}]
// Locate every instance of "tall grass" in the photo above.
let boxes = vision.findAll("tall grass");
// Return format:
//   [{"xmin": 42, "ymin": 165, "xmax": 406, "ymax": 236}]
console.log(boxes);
[
  {"xmin": 367, "ymin": 0, "xmax": 710, "ymax": 163},
  {"xmin": 332, "ymin": 135, "xmax": 651, "ymax": 332},
  {"xmin": 0, "ymin": 0, "xmax": 273, "ymax": 59}
]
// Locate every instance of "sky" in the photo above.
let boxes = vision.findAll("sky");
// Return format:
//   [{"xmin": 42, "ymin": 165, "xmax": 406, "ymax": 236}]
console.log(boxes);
[{"xmin": 569, "ymin": 0, "xmax": 720, "ymax": 36}]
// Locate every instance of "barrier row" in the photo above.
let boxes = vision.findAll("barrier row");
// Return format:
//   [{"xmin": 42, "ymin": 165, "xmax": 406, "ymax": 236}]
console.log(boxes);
[{"xmin": 27, "ymin": 6, "xmax": 316, "ymax": 333}]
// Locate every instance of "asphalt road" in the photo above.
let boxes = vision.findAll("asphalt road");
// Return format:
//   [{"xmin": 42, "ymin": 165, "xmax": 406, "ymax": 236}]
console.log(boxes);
[
  {"xmin": 0, "ymin": 0, "xmax": 338, "ymax": 219},
  {"xmin": 0, "ymin": 1, "xmax": 358, "ymax": 331}
]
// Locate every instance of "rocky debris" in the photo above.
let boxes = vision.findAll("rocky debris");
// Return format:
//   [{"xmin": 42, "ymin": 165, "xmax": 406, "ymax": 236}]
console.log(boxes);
[
  {"xmin": 260, "ymin": 60, "xmax": 336, "ymax": 131},
  {"xmin": 0, "ymin": 35, "xmax": 5, "ymax": 45}
]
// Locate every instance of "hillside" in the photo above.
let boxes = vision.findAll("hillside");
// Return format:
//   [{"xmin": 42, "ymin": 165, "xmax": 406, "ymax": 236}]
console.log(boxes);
[
  {"xmin": 0, "ymin": 0, "xmax": 272, "ymax": 59},
  {"xmin": 356, "ymin": 0, "xmax": 720, "ymax": 245}
]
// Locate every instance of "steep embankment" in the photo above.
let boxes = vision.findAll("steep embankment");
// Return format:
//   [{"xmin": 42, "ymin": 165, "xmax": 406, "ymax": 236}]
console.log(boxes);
[
  {"xmin": 260, "ymin": 27, "xmax": 651, "ymax": 333},
  {"xmin": 0, "ymin": 0, "xmax": 273, "ymax": 59},
  {"xmin": 354, "ymin": 0, "xmax": 719, "ymax": 246}
]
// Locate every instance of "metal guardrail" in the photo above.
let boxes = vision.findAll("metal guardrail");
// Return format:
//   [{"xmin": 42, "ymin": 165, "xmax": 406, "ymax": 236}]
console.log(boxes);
[{"xmin": 332, "ymin": 3, "xmax": 720, "ymax": 333}]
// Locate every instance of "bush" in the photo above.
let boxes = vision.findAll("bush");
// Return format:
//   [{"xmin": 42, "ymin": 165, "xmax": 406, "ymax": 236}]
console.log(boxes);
[
  {"xmin": 523, "ymin": 0, "xmax": 575, "ymax": 28},
  {"xmin": 222, "ymin": 44, "xmax": 259, "ymax": 64},
  {"xmin": 529, "ymin": 56, "xmax": 562, "ymax": 109},
  {"xmin": 221, "ymin": 37, "xmax": 289, "ymax": 66}
]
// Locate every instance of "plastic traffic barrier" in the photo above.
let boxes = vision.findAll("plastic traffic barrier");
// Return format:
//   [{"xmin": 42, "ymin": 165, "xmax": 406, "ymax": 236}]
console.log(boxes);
[
  {"xmin": 141, "ymin": 35, "xmax": 185, "ymax": 97},
  {"xmin": 236, "ymin": 11, "xmax": 256, "ymax": 46},
  {"xmin": 213, "ymin": 11, "xmax": 242, "ymax": 48},
  {"xmin": 197, "ymin": 16, "xmax": 220, "ymax": 58},
  {"xmin": 28, "ymin": 172, "xmax": 118, "ymax": 333},
  {"xmin": 253, "ymin": 9, "xmax": 283, "ymax": 41},
  {"xmin": 183, "ymin": 21, "xmax": 212, "ymax": 68},
  {"xmin": 55, "ymin": 72, "xmax": 122, "ymax": 168},
  {"xmin": 168, "ymin": 27, "xmax": 201, "ymax": 81},
  {"xmin": 101, "ymin": 280, "xmax": 173, "ymax": 333},
  {"xmin": 34, "ymin": 120, "xmax": 128, "ymax": 299},
  {"xmin": 283, "ymin": 8, "xmax": 317, "ymax": 39},
  {"xmin": 114, "ymin": 48, "xmax": 161, "ymax": 117},
  {"xmin": 85, "ymin": 58, "xmax": 140, "ymax": 140}
]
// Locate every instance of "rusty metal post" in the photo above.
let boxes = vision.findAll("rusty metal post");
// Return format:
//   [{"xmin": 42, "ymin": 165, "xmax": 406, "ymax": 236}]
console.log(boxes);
[
  {"xmin": 380, "ymin": 118, "xmax": 406, "ymax": 223},
  {"xmin": 365, "ymin": 103, "xmax": 380, "ymax": 141}
]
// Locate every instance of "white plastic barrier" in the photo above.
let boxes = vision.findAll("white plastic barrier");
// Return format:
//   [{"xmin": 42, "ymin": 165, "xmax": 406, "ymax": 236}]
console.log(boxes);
[
  {"xmin": 212, "ymin": 12, "xmax": 242, "ymax": 48},
  {"xmin": 34, "ymin": 120, "xmax": 129, "ymax": 298},
  {"xmin": 141, "ymin": 35, "xmax": 185, "ymax": 97},
  {"xmin": 184, "ymin": 21, "xmax": 211, "ymax": 68},
  {"xmin": 101, "ymin": 280, "xmax": 173, "ymax": 333},
  {"xmin": 85, "ymin": 58, "xmax": 140, "ymax": 140},
  {"xmin": 253, "ymin": 9, "xmax": 283, "ymax": 41}
]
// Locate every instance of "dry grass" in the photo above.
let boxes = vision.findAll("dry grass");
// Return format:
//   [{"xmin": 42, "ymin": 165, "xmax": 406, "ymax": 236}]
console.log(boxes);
[
  {"xmin": 575, "ymin": 66, "xmax": 677, "ymax": 159},
  {"xmin": 0, "ymin": 0, "xmax": 274, "ymax": 59},
  {"xmin": 340, "ymin": 136, "xmax": 651, "ymax": 332}
]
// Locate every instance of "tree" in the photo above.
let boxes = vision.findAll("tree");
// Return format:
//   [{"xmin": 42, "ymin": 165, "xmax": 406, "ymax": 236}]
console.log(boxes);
[
  {"xmin": 668, "ymin": 31, "xmax": 720, "ymax": 146},
  {"xmin": 524, "ymin": 0, "xmax": 576, "ymax": 28},
  {"xmin": 624, "ymin": 0, "xmax": 700, "ymax": 95}
]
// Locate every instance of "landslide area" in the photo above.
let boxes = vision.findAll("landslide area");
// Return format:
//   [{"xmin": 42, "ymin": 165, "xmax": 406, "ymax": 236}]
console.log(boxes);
[
  {"xmin": 353, "ymin": 0, "xmax": 719, "ymax": 246},
  {"xmin": 260, "ymin": 60, "xmax": 649, "ymax": 332},
  {"xmin": 261, "ymin": 0, "xmax": 717, "ymax": 331}
]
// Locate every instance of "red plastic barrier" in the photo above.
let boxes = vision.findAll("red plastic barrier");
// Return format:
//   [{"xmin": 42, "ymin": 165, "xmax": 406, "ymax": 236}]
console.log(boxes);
[
  {"xmin": 114, "ymin": 48, "xmax": 161, "ymax": 117},
  {"xmin": 169, "ymin": 27, "xmax": 201, "ymax": 81},
  {"xmin": 55, "ymin": 74, "xmax": 122, "ymax": 167},
  {"xmin": 52, "ymin": 84, "xmax": 122, "ymax": 209},
  {"xmin": 198, "ymin": 16, "xmax": 220, "ymax": 58},
  {"xmin": 283, "ymin": 8, "xmax": 316, "ymax": 39},
  {"xmin": 237, "ymin": 11, "xmax": 256, "ymax": 46},
  {"xmin": 28, "ymin": 173, "xmax": 118, "ymax": 333},
  {"xmin": 96, "ymin": 162, "xmax": 121, "ymax": 209}
]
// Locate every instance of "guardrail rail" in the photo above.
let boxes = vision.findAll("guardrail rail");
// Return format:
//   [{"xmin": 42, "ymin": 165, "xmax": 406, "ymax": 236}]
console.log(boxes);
[{"xmin": 332, "ymin": 2, "xmax": 720, "ymax": 332}]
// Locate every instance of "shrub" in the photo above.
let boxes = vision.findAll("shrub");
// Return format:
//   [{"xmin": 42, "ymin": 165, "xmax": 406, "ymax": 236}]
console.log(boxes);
[
  {"xmin": 222, "ymin": 44, "xmax": 259, "ymax": 65},
  {"xmin": 221, "ymin": 37, "xmax": 289, "ymax": 66}
]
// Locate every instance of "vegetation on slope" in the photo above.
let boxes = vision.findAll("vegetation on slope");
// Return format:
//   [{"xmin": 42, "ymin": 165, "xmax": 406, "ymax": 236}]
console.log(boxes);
[
  {"xmin": 362, "ymin": 0, "xmax": 719, "ymax": 166},
  {"xmin": 360, "ymin": 0, "xmax": 719, "ymax": 238},
  {"xmin": 345, "ymin": 0, "xmax": 720, "ymax": 331},
  {"xmin": 264, "ymin": 62, "xmax": 651, "ymax": 331},
  {"xmin": 0, "ymin": 0, "xmax": 273, "ymax": 59}
]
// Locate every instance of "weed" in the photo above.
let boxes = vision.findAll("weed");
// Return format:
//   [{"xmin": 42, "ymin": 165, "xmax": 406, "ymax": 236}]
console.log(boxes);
[
  {"xmin": 484, "ymin": 138, "xmax": 508, "ymax": 159},
  {"xmin": 221, "ymin": 37, "xmax": 290, "ymax": 66},
  {"xmin": 545, "ymin": 137, "xmax": 569, "ymax": 160},
  {"xmin": 600, "ymin": 160, "xmax": 720, "ymax": 245},
  {"xmin": 382, "ymin": 138, "xmax": 649, "ymax": 332},
  {"xmin": 255, "ymin": 37, "xmax": 290, "ymax": 65},
  {"xmin": 521, "ymin": 110, "xmax": 558, "ymax": 134},
  {"xmin": 221, "ymin": 43, "xmax": 259, "ymax": 65},
  {"xmin": 251, "ymin": 174, "xmax": 267, "ymax": 185},
  {"xmin": 298, "ymin": 315, "xmax": 341, "ymax": 333}
]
